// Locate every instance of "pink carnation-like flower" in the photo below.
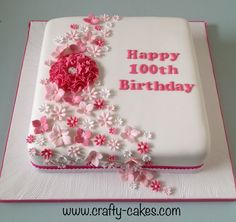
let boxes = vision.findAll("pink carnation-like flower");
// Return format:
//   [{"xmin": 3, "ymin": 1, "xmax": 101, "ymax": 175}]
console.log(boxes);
[
  {"xmin": 66, "ymin": 116, "xmax": 79, "ymax": 128},
  {"xmin": 94, "ymin": 98, "xmax": 106, "ymax": 110},
  {"xmin": 93, "ymin": 37, "xmax": 106, "ymax": 47},
  {"xmin": 49, "ymin": 52, "xmax": 99, "ymax": 93},
  {"xmin": 150, "ymin": 180, "xmax": 162, "ymax": 192},
  {"xmin": 94, "ymin": 134, "xmax": 106, "ymax": 146},
  {"xmin": 26, "ymin": 134, "xmax": 35, "ymax": 143},
  {"xmin": 137, "ymin": 142, "xmax": 150, "ymax": 154},
  {"xmin": 40, "ymin": 148, "xmax": 53, "ymax": 160}
]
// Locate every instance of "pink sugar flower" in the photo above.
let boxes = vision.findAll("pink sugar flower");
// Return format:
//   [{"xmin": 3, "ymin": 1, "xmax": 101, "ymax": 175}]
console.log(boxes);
[
  {"xmin": 32, "ymin": 116, "xmax": 49, "ymax": 134},
  {"xmin": 137, "ymin": 142, "xmax": 150, "ymax": 154},
  {"xmin": 74, "ymin": 128, "xmax": 92, "ymax": 146},
  {"xmin": 66, "ymin": 116, "xmax": 79, "ymax": 128},
  {"xmin": 121, "ymin": 126, "xmax": 141, "ymax": 143},
  {"xmin": 135, "ymin": 170, "xmax": 155, "ymax": 187},
  {"xmin": 93, "ymin": 37, "xmax": 106, "ymax": 47},
  {"xmin": 70, "ymin": 24, "xmax": 79, "ymax": 29},
  {"xmin": 94, "ymin": 98, "xmax": 106, "ymax": 110},
  {"xmin": 40, "ymin": 148, "xmax": 53, "ymax": 160},
  {"xmin": 26, "ymin": 134, "xmax": 35, "ymax": 143},
  {"xmin": 45, "ymin": 82, "xmax": 65, "ymax": 102},
  {"xmin": 85, "ymin": 151, "xmax": 103, "ymax": 167},
  {"xmin": 150, "ymin": 180, "xmax": 162, "ymax": 192},
  {"xmin": 108, "ymin": 127, "xmax": 118, "ymax": 134},
  {"xmin": 94, "ymin": 134, "xmax": 106, "ymax": 146},
  {"xmin": 49, "ymin": 125, "xmax": 71, "ymax": 147},
  {"xmin": 83, "ymin": 14, "xmax": 100, "ymax": 25}
]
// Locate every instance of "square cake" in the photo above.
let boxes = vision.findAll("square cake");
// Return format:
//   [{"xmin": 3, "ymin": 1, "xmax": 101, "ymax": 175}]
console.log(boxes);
[{"xmin": 26, "ymin": 15, "xmax": 210, "ymax": 177}]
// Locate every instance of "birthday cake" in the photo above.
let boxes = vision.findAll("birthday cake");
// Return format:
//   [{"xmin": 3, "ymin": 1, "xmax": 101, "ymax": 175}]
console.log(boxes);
[{"xmin": 26, "ymin": 15, "xmax": 210, "ymax": 193}]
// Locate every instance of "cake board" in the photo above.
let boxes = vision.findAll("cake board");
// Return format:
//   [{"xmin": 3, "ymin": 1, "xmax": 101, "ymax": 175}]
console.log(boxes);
[{"xmin": 0, "ymin": 20, "xmax": 235, "ymax": 202}]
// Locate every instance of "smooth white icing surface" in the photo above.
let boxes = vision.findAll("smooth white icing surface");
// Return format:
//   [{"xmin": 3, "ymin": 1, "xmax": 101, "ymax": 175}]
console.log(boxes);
[{"xmin": 27, "ymin": 17, "xmax": 210, "ymax": 168}]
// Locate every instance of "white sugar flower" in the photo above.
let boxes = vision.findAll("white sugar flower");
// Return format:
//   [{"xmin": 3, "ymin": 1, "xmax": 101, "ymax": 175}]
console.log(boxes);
[
  {"xmin": 162, "ymin": 186, "xmax": 173, "ymax": 195},
  {"xmin": 54, "ymin": 35, "xmax": 67, "ymax": 44},
  {"xmin": 100, "ymin": 88, "xmax": 111, "ymax": 99},
  {"xmin": 100, "ymin": 14, "xmax": 111, "ymax": 22},
  {"xmin": 39, "ymin": 103, "xmax": 51, "ymax": 114},
  {"xmin": 144, "ymin": 131, "xmax": 153, "ymax": 140},
  {"xmin": 107, "ymin": 105, "xmax": 116, "ymax": 112},
  {"xmin": 81, "ymin": 118, "xmax": 96, "ymax": 130},
  {"xmin": 51, "ymin": 105, "xmax": 67, "ymax": 121},
  {"xmin": 67, "ymin": 146, "xmax": 82, "ymax": 158},
  {"xmin": 142, "ymin": 154, "xmax": 151, "ymax": 162},
  {"xmin": 123, "ymin": 149, "xmax": 133, "ymax": 158},
  {"xmin": 115, "ymin": 117, "xmax": 124, "ymax": 126},
  {"xmin": 105, "ymin": 22, "xmax": 113, "ymax": 28},
  {"xmin": 87, "ymin": 45, "xmax": 103, "ymax": 57},
  {"xmin": 80, "ymin": 24, "xmax": 90, "ymax": 33},
  {"xmin": 108, "ymin": 138, "xmax": 122, "ymax": 151},
  {"xmin": 102, "ymin": 45, "xmax": 110, "ymax": 52},
  {"xmin": 112, "ymin": 15, "xmax": 120, "ymax": 21},
  {"xmin": 98, "ymin": 112, "xmax": 113, "ymax": 127},
  {"xmin": 129, "ymin": 182, "xmax": 138, "ymax": 190},
  {"xmin": 28, "ymin": 148, "xmax": 38, "ymax": 157},
  {"xmin": 35, "ymin": 135, "xmax": 47, "ymax": 146},
  {"xmin": 66, "ymin": 30, "xmax": 80, "ymax": 41},
  {"xmin": 82, "ymin": 86, "xmax": 98, "ymax": 101},
  {"xmin": 101, "ymin": 29, "xmax": 112, "ymax": 37}
]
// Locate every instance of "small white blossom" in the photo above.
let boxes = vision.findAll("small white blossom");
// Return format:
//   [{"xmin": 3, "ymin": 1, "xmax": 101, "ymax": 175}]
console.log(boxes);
[
  {"xmin": 129, "ymin": 182, "xmax": 139, "ymax": 190},
  {"xmin": 82, "ymin": 87, "xmax": 98, "ymax": 101},
  {"xmin": 28, "ymin": 148, "xmax": 38, "ymax": 157},
  {"xmin": 98, "ymin": 112, "xmax": 113, "ymax": 127},
  {"xmin": 51, "ymin": 105, "xmax": 67, "ymax": 121},
  {"xmin": 101, "ymin": 29, "xmax": 112, "ymax": 37},
  {"xmin": 123, "ymin": 149, "xmax": 133, "ymax": 158},
  {"xmin": 108, "ymin": 138, "xmax": 121, "ymax": 151},
  {"xmin": 82, "ymin": 118, "xmax": 96, "ymax": 130},
  {"xmin": 105, "ymin": 22, "xmax": 113, "ymax": 28},
  {"xmin": 102, "ymin": 45, "xmax": 110, "ymax": 52},
  {"xmin": 162, "ymin": 186, "xmax": 173, "ymax": 195},
  {"xmin": 144, "ymin": 131, "xmax": 153, "ymax": 140},
  {"xmin": 39, "ymin": 103, "xmax": 51, "ymax": 114},
  {"xmin": 87, "ymin": 45, "xmax": 103, "ymax": 57},
  {"xmin": 54, "ymin": 35, "xmax": 67, "ymax": 44},
  {"xmin": 100, "ymin": 88, "xmax": 111, "ymax": 99},
  {"xmin": 115, "ymin": 117, "xmax": 124, "ymax": 126},
  {"xmin": 112, "ymin": 15, "xmax": 120, "ymax": 21},
  {"xmin": 35, "ymin": 135, "xmax": 47, "ymax": 146},
  {"xmin": 142, "ymin": 154, "xmax": 151, "ymax": 162},
  {"xmin": 107, "ymin": 105, "xmax": 116, "ymax": 112},
  {"xmin": 67, "ymin": 146, "xmax": 82, "ymax": 159},
  {"xmin": 100, "ymin": 14, "xmax": 111, "ymax": 22},
  {"xmin": 66, "ymin": 30, "xmax": 80, "ymax": 41},
  {"xmin": 80, "ymin": 24, "xmax": 90, "ymax": 33}
]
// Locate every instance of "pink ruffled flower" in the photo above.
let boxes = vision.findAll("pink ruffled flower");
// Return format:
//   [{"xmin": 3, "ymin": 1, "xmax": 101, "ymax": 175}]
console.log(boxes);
[
  {"xmin": 32, "ymin": 116, "xmax": 49, "ymax": 134},
  {"xmin": 121, "ymin": 126, "xmax": 141, "ymax": 143},
  {"xmin": 137, "ymin": 142, "xmax": 150, "ymax": 154},
  {"xmin": 150, "ymin": 180, "xmax": 162, "ymax": 192},
  {"xmin": 26, "ymin": 134, "xmax": 35, "ymax": 143},
  {"xmin": 49, "ymin": 52, "xmax": 99, "ymax": 93},
  {"xmin": 85, "ymin": 151, "xmax": 103, "ymax": 167},
  {"xmin": 45, "ymin": 82, "xmax": 65, "ymax": 102},
  {"xmin": 66, "ymin": 116, "xmax": 79, "ymax": 128},
  {"xmin": 94, "ymin": 98, "xmax": 106, "ymax": 110},
  {"xmin": 94, "ymin": 134, "xmax": 106, "ymax": 146},
  {"xmin": 93, "ymin": 37, "xmax": 106, "ymax": 47},
  {"xmin": 40, "ymin": 148, "xmax": 53, "ymax": 160}
]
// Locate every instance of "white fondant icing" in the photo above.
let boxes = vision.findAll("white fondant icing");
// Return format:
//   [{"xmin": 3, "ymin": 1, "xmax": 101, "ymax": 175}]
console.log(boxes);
[{"xmin": 27, "ymin": 17, "xmax": 210, "ymax": 169}]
